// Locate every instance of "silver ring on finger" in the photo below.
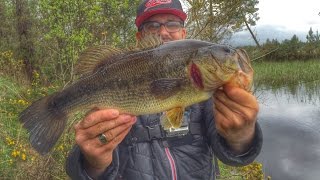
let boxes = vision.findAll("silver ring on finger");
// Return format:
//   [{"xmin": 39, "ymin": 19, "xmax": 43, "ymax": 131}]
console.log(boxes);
[{"xmin": 98, "ymin": 133, "xmax": 108, "ymax": 145}]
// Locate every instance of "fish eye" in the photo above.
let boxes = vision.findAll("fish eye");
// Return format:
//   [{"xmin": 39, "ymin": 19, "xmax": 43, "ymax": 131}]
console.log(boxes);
[{"xmin": 223, "ymin": 47, "xmax": 231, "ymax": 53}]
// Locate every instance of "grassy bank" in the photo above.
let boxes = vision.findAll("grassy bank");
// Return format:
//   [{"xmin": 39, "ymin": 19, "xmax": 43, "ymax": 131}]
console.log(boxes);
[
  {"xmin": 0, "ymin": 76, "xmax": 76, "ymax": 179},
  {"xmin": 253, "ymin": 59, "xmax": 320, "ymax": 89}
]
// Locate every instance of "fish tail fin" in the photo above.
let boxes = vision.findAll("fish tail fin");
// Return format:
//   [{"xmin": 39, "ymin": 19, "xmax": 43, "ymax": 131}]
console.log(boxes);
[{"xmin": 19, "ymin": 93, "xmax": 67, "ymax": 155}]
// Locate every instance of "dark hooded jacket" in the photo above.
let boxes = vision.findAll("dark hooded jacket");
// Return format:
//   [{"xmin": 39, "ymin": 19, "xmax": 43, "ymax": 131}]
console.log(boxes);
[{"xmin": 66, "ymin": 99, "xmax": 263, "ymax": 180}]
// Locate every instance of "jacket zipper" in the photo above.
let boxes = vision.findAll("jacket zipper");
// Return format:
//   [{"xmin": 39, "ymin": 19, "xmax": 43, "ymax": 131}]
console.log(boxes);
[{"xmin": 165, "ymin": 147, "xmax": 177, "ymax": 180}]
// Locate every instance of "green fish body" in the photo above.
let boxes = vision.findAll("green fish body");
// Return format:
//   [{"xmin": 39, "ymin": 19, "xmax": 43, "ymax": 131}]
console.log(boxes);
[{"xmin": 19, "ymin": 39, "xmax": 253, "ymax": 154}]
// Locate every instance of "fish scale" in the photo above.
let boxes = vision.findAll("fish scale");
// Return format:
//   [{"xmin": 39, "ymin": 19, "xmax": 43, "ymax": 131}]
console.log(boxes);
[{"xmin": 19, "ymin": 38, "xmax": 253, "ymax": 154}]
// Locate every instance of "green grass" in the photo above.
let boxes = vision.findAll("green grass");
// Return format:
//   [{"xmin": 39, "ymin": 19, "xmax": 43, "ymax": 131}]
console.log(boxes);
[
  {"xmin": 0, "ymin": 77, "xmax": 29, "ymax": 178},
  {"xmin": 253, "ymin": 59, "xmax": 320, "ymax": 89},
  {"xmin": 0, "ymin": 76, "xmax": 75, "ymax": 179},
  {"xmin": 217, "ymin": 161, "xmax": 243, "ymax": 179},
  {"xmin": 217, "ymin": 161, "xmax": 267, "ymax": 180}
]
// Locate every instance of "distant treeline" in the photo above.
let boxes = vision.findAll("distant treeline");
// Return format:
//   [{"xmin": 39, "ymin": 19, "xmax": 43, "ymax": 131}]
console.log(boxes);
[{"xmin": 244, "ymin": 28, "xmax": 320, "ymax": 61}]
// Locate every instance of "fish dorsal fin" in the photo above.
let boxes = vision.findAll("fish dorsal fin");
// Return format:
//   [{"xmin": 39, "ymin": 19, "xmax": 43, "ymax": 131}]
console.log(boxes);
[
  {"xmin": 129, "ymin": 35, "xmax": 163, "ymax": 52},
  {"xmin": 75, "ymin": 45, "xmax": 123, "ymax": 76}
]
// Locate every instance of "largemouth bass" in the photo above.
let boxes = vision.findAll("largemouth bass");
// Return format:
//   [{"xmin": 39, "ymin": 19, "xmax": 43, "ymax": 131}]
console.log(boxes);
[{"xmin": 19, "ymin": 38, "xmax": 253, "ymax": 154}]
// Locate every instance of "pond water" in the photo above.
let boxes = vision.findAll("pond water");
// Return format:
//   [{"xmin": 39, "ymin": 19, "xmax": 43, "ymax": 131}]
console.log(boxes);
[{"xmin": 256, "ymin": 84, "xmax": 320, "ymax": 180}]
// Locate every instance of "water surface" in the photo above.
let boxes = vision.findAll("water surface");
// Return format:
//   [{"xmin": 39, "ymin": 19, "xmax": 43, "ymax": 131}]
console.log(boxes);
[{"xmin": 256, "ymin": 85, "xmax": 320, "ymax": 180}]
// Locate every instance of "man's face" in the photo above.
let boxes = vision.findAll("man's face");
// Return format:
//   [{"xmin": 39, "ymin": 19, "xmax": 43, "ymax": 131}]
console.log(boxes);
[{"xmin": 137, "ymin": 14, "xmax": 187, "ymax": 42}]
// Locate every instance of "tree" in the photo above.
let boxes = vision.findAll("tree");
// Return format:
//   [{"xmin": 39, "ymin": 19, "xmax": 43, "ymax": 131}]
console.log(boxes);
[
  {"xmin": 263, "ymin": 38, "xmax": 280, "ymax": 60},
  {"xmin": 37, "ymin": 0, "xmax": 140, "ymax": 82},
  {"xmin": 15, "ymin": 0, "xmax": 36, "ymax": 81},
  {"xmin": 0, "ymin": 0, "xmax": 17, "ymax": 50},
  {"xmin": 288, "ymin": 34, "xmax": 302, "ymax": 60},
  {"xmin": 306, "ymin": 27, "xmax": 315, "ymax": 43},
  {"xmin": 2, "ymin": 0, "xmax": 263, "ymax": 83},
  {"xmin": 184, "ymin": 0, "xmax": 259, "ymax": 42},
  {"xmin": 305, "ymin": 27, "xmax": 320, "ymax": 59},
  {"xmin": 306, "ymin": 27, "xmax": 320, "ymax": 43},
  {"xmin": 0, "ymin": 2, "xmax": 4, "ymax": 42},
  {"xmin": 244, "ymin": 18, "xmax": 260, "ymax": 47}
]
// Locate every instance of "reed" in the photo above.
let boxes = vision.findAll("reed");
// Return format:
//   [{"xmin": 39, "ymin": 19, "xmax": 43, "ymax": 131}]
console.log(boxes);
[{"xmin": 253, "ymin": 59, "xmax": 320, "ymax": 91}]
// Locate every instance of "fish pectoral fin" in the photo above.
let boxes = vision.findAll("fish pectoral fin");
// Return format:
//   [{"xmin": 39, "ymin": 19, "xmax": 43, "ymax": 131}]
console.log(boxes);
[
  {"xmin": 161, "ymin": 107, "xmax": 185, "ymax": 130},
  {"xmin": 160, "ymin": 113, "xmax": 172, "ymax": 130},
  {"xmin": 150, "ymin": 78, "xmax": 184, "ymax": 99},
  {"xmin": 75, "ymin": 45, "xmax": 122, "ymax": 76}
]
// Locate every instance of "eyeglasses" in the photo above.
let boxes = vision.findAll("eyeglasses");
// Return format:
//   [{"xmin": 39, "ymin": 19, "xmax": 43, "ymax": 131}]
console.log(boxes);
[{"xmin": 140, "ymin": 21, "xmax": 184, "ymax": 33}]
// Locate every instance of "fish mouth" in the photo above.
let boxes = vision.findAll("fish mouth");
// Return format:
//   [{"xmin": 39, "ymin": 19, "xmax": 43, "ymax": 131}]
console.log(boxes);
[
  {"xmin": 201, "ymin": 49, "xmax": 251, "ymax": 90},
  {"xmin": 193, "ymin": 55, "xmax": 230, "ymax": 92}
]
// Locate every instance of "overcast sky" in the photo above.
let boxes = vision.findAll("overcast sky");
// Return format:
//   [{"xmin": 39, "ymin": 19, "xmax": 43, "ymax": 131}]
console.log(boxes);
[
  {"xmin": 227, "ymin": 0, "xmax": 320, "ymax": 45},
  {"xmin": 257, "ymin": 0, "xmax": 320, "ymax": 32}
]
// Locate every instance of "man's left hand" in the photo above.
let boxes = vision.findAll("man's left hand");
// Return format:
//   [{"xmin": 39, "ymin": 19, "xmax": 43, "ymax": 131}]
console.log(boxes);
[{"xmin": 213, "ymin": 84, "xmax": 259, "ymax": 154}]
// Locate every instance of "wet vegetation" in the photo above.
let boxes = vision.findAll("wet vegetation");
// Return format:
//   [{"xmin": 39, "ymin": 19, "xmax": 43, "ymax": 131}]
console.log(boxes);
[
  {"xmin": 253, "ymin": 59, "xmax": 320, "ymax": 90},
  {"xmin": 1, "ymin": 0, "xmax": 319, "ymax": 179},
  {"xmin": 245, "ymin": 28, "xmax": 320, "ymax": 98}
]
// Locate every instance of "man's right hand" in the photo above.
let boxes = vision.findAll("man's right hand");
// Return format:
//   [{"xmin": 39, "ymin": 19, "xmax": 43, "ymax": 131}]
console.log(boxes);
[{"xmin": 74, "ymin": 108, "xmax": 136, "ymax": 178}]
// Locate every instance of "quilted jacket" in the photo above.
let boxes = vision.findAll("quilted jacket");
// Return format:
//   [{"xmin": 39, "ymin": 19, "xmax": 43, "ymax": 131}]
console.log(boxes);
[{"xmin": 66, "ymin": 99, "xmax": 263, "ymax": 180}]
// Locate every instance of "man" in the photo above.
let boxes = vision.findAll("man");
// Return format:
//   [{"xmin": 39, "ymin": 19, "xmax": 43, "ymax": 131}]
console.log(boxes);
[{"xmin": 66, "ymin": 0, "xmax": 263, "ymax": 179}]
